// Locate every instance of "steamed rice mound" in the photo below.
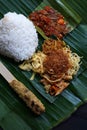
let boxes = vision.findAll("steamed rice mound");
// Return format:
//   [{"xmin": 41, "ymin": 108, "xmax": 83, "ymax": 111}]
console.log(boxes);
[{"xmin": 0, "ymin": 12, "xmax": 38, "ymax": 61}]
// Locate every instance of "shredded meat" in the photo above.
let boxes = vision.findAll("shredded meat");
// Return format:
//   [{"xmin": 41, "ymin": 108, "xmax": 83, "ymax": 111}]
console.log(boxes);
[
  {"xmin": 43, "ymin": 49, "xmax": 70, "ymax": 80},
  {"xmin": 41, "ymin": 39, "xmax": 73, "ymax": 96},
  {"xmin": 42, "ymin": 39, "xmax": 65, "ymax": 54},
  {"xmin": 49, "ymin": 80, "xmax": 69, "ymax": 96}
]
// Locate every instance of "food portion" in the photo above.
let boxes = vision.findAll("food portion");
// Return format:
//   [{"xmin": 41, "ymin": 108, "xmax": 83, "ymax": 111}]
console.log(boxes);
[
  {"xmin": 29, "ymin": 6, "xmax": 70, "ymax": 39},
  {"xmin": 10, "ymin": 80, "xmax": 45, "ymax": 115},
  {"xmin": 20, "ymin": 39, "xmax": 81, "ymax": 96},
  {"xmin": 0, "ymin": 12, "xmax": 38, "ymax": 61}
]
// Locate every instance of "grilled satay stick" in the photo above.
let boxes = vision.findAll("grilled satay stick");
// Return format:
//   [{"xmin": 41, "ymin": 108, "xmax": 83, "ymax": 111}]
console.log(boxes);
[
  {"xmin": 9, "ymin": 80, "xmax": 45, "ymax": 115},
  {"xmin": 0, "ymin": 61, "xmax": 45, "ymax": 115}
]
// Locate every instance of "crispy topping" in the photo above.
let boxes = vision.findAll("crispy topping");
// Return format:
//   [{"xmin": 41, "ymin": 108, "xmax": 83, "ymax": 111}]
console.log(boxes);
[
  {"xmin": 43, "ymin": 49, "xmax": 70, "ymax": 80},
  {"xmin": 42, "ymin": 39, "xmax": 66, "ymax": 54}
]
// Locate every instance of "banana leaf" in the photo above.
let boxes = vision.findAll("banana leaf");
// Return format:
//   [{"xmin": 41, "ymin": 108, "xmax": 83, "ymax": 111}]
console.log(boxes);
[{"xmin": 0, "ymin": 0, "xmax": 87, "ymax": 130}]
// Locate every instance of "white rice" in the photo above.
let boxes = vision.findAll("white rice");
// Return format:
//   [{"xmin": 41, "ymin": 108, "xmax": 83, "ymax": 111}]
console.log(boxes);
[{"xmin": 0, "ymin": 12, "xmax": 38, "ymax": 61}]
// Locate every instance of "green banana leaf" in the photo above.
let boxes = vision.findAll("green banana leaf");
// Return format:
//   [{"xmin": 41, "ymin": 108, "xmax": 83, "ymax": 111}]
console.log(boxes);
[{"xmin": 0, "ymin": 0, "xmax": 87, "ymax": 130}]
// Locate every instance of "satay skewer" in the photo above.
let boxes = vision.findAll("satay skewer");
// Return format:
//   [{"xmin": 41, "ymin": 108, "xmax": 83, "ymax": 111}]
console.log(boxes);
[{"xmin": 0, "ymin": 61, "xmax": 45, "ymax": 115}]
